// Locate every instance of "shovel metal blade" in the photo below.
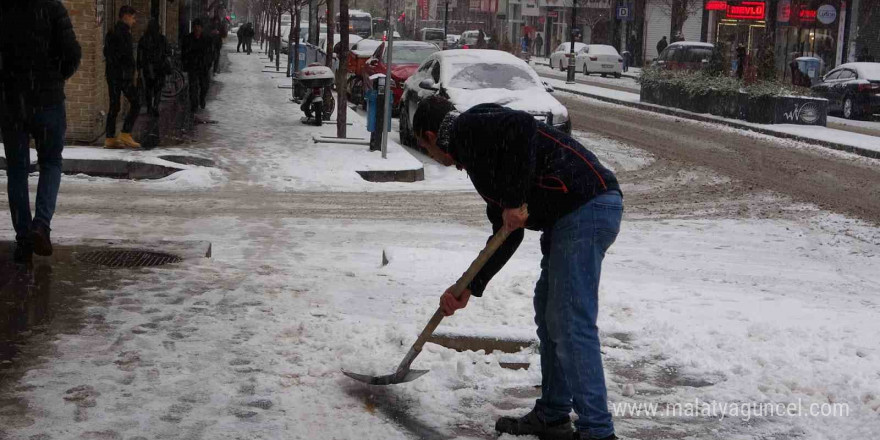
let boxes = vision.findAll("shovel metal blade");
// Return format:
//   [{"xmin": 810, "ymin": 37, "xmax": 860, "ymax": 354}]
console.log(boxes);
[{"xmin": 342, "ymin": 369, "xmax": 430, "ymax": 385}]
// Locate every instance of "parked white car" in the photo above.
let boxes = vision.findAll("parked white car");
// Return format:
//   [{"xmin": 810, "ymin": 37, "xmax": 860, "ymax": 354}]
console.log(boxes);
[
  {"xmin": 399, "ymin": 49, "xmax": 570, "ymax": 146},
  {"xmin": 575, "ymin": 44, "xmax": 623, "ymax": 78},
  {"xmin": 549, "ymin": 42, "xmax": 587, "ymax": 71}
]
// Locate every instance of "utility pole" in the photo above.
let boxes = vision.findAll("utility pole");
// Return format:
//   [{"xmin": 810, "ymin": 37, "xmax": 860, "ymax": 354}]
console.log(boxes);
[
  {"xmin": 443, "ymin": 0, "xmax": 449, "ymax": 49},
  {"xmin": 380, "ymin": 0, "xmax": 395, "ymax": 159},
  {"xmin": 338, "ymin": 0, "xmax": 350, "ymax": 138},
  {"xmin": 566, "ymin": 0, "xmax": 577, "ymax": 83}
]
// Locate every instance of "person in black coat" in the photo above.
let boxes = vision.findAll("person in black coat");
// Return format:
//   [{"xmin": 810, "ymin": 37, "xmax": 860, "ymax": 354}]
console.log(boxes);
[
  {"xmin": 104, "ymin": 5, "xmax": 141, "ymax": 148},
  {"xmin": 243, "ymin": 23, "xmax": 255, "ymax": 55},
  {"xmin": 181, "ymin": 19, "xmax": 213, "ymax": 112},
  {"xmin": 0, "ymin": 0, "xmax": 81, "ymax": 262},
  {"xmin": 412, "ymin": 96, "xmax": 622, "ymax": 440},
  {"xmin": 138, "ymin": 19, "xmax": 169, "ymax": 116},
  {"xmin": 656, "ymin": 36, "xmax": 668, "ymax": 55}
]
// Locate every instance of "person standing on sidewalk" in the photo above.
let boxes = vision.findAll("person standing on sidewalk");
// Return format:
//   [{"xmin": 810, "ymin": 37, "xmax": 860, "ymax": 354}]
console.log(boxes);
[
  {"xmin": 0, "ymin": 0, "xmax": 81, "ymax": 262},
  {"xmin": 412, "ymin": 96, "xmax": 623, "ymax": 440},
  {"xmin": 209, "ymin": 17, "xmax": 224, "ymax": 75},
  {"xmin": 534, "ymin": 33, "xmax": 543, "ymax": 58},
  {"xmin": 138, "ymin": 19, "xmax": 169, "ymax": 117},
  {"xmin": 182, "ymin": 19, "xmax": 213, "ymax": 112},
  {"xmin": 104, "ymin": 5, "xmax": 142, "ymax": 149}
]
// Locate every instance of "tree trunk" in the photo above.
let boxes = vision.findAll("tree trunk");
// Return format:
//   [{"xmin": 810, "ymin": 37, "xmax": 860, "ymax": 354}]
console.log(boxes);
[
  {"xmin": 276, "ymin": 6, "xmax": 282, "ymax": 71},
  {"xmin": 337, "ymin": 0, "xmax": 350, "ymax": 138},
  {"xmin": 326, "ymin": 0, "xmax": 335, "ymax": 68}
]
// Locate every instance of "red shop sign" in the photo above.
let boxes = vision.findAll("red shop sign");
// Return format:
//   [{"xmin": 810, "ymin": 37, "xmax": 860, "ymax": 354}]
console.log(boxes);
[
  {"xmin": 706, "ymin": 1, "xmax": 727, "ymax": 11},
  {"xmin": 548, "ymin": 11, "xmax": 558, "ymax": 18},
  {"xmin": 726, "ymin": 1, "xmax": 765, "ymax": 20},
  {"xmin": 798, "ymin": 8, "xmax": 817, "ymax": 22}
]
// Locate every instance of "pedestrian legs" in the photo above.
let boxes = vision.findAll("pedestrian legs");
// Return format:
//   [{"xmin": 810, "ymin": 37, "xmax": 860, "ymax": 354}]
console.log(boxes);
[
  {"xmin": 106, "ymin": 80, "xmax": 140, "ymax": 137},
  {"xmin": 143, "ymin": 76, "xmax": 164, "ymax": 115},
  {"xmin": 188, "ymin": 71, "xmax": 201, "ymax": 111},
  {"xmin": 534, "ymin": 191, "xmax": 623, "ymax": 439},
  {"xmin": 199, "ymin": 69, "xmax": 210, "ymax": 108},
  {"xmin": 2, "ymin": 104, "xmax": 66, "ymax": 242}
]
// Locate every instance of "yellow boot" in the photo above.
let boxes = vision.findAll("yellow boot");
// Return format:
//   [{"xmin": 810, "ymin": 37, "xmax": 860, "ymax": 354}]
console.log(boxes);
[
  {"xmin": 104, "ymin": 137, "xmax": 122, "ymax": 149},
  {"xmin": 118, "ymin": 132, "xmax": 141, "ymax": 149}
]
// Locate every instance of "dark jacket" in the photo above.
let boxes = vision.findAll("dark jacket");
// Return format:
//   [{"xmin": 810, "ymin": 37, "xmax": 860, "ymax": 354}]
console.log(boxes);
[
  {"xmin": 105, "ymin": 21, "xmax": 136, "ymax": 82},
  {"xmin": 440, "ymin": 104, "xmax": 621, "ymax": 296},
  {"xmin": 181, "ymin": 32, "xmax": 213, "ymax": 73},
  {"xmin": 138, "ymin": 22, "xmax": 169, "ymax": 80},
  {"xmin": 656, "ymin": 38, "xmax": 668, "ymax": 55},
  {"xmin": 0, "ymin": 0, "xmax": 81, "ymax": 108}
]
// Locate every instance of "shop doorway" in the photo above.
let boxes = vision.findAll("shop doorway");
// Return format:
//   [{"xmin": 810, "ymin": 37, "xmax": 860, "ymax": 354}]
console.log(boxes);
[{"xmin": 717, "ymin": 20, "xmax": 765, "ymax": 73}]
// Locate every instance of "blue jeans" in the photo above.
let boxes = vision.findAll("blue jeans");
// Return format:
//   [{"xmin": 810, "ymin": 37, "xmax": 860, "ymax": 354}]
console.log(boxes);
[
  {"xmin": 534, "ymin": 190, "xmax": 623, "ymax": 438},
  {"xmin": 2, "ymin": 103, "xmax": 66, "ymax": 241}
]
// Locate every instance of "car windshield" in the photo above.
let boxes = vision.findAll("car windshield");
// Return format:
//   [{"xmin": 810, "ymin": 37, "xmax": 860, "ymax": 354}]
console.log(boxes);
[
  {"xmin": 388, "ymin": 45, "xmax": 437, "ymax": 64},
  {"xmin": 448, "ymin": 62, "xmax": 540, "ymax": 90},
  {"xmin": 424, "ymin": 30, "xmax": 445, "ymax": 40}
]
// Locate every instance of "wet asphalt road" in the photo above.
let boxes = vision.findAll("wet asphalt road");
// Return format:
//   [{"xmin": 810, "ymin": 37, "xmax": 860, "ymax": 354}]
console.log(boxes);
[{"xmin": 557, "ymin": 94, "xmax": 880, "ymax": 226}]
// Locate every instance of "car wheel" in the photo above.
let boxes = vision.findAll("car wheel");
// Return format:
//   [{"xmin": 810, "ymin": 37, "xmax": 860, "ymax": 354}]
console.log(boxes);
[
  {"xmin": 399, "ymin": 99, "xmax": 415, "ymax": 147},
  {"xmin": 583, "ymin": 63, "xmax": 589, "ymax": 76},
  {"xmin": 614, "ymin": 72, "xmax": 622, "ymax": 78},
  {"xmin": 843, "ymin": 96, "xmax": 861, "ymax": 120},
  {"xmin": 601, "ymin": 73, "xmax": 607, "ymax": 78}
]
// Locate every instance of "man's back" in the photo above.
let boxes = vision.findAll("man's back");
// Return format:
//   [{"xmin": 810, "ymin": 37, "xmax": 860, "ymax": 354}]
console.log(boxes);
[{"xmin": 0, "ymin": 0, "xmax": 81, "ymax": 108}]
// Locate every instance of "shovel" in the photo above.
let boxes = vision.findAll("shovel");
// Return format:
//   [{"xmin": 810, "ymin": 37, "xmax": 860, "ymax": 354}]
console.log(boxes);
[{"xmin": 343, "ymin": 224, "xmax": 516, "ymax": 385}]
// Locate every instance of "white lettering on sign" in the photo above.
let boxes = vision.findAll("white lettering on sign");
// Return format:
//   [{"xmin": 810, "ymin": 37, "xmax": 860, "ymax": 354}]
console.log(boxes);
[{"xmin": 817, "ymin": 4, "xmax": 837, "ymax": 24}]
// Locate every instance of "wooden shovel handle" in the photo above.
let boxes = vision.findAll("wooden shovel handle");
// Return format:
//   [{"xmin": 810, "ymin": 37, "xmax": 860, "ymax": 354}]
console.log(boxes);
[{"xmin": 407, "ymin": 205, "xmax": 527, "ymax": 358}]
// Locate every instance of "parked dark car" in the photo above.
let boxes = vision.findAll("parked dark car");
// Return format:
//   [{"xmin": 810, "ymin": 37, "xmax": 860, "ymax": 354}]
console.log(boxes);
[
  {"xmin": 653, "ymin": 41, "xmax": 714, "ymax": 71},
  {"xmin": 362, "ymin": 40, "xmax": 439, "ymax": 112},
  {"xmin": 811, "ymin": 62, "xmax": 880, "ymax": 120}
]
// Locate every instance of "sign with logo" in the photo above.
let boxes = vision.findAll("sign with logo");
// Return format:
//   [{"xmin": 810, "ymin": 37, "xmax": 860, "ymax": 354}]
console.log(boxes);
[
  {"xmin": 547, "ymin": 10, "xmax": 558, "ymax": 18},
  {"xmin": 776, "ymin": 0, "xmax": 790, "ymax": 23},
  {"xmin": 616, "ymin": 3, "xmax": 634, "ymax": 21},
  {"xmin": 706, "ymin": 0, "xmax": 727, "ymax": 10},
  {"xmin": 522, "ymin": 0, "xmax": 540, "ymax": 16},
  {"xmin": 817, "ymin": 4, "xmax": 837, "ymax": 24},
  {"xmin": 725, "ymin": 1, "xmax": 766, "ymax": 20}
]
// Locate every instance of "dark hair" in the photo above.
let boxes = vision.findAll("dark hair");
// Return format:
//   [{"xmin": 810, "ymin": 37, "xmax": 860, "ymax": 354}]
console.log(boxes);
[
  {"xmin": 192, "ymin": 18, "xmax": 203, "ymax": 28},
  {"xmin": 412, "ymin": 95, "xmax": 456, "ymax": 140},
  {"xmin": 118, "ymin": 5, "xmax": 136, "ymax": 19}
]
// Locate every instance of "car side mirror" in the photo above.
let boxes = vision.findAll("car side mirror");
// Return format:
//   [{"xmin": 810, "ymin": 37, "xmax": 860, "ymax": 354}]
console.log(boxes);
[
  {"xmin": 543, "ymin": 81, "xmax": 554, "ymax": 93},
  {"xmin": 369, "ymin": 59, "xmax": 379, "ymax": 66},
  {"xmin": 419, "ymin": 79, "xmax": 439, "ymax": 91}
]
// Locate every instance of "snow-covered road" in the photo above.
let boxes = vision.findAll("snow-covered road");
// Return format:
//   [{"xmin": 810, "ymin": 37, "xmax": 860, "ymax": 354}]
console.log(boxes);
[{"xmin": 0, "ymin": 42, "xmax": 878, "ymax": 440}]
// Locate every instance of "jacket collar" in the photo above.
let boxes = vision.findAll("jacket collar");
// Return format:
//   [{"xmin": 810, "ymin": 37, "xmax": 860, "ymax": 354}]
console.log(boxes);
[{"xmin": 115, "ymin": 21, "xmax": 131, "ymax": 34}]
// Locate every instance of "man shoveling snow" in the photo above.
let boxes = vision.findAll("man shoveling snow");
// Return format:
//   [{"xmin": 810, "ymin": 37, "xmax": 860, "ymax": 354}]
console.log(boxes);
[{"xmin": 413, "ymin": 96, "xmax": 623, "ymax": 440}]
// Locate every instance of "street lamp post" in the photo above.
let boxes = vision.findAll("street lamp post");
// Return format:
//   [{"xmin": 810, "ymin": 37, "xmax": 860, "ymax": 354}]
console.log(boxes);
[
  {"xmin": 443, "ymin": 0, "xmax": 449, "ymax": 49},
  {"xmin": 566, "ymin": 0, "xmax": 577, "ymax": 83}
]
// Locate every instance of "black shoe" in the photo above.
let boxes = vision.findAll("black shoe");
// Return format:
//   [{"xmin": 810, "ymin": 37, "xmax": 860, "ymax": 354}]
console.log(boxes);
[
  {"xmin": 29, "ymin": 222, "xmax": 53, "ymax": 256},
  {"xmin": 13, "ymin": 240, "xmax": 33, "ymax": 263},
  {"xmin": 495, "ymin": 410, "xmax": 573, "ymax": 440}
]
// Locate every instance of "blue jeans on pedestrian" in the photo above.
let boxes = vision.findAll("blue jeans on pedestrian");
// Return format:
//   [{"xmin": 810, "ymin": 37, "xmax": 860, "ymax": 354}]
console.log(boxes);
[
  {"xmin": 533, "ymin": 190, "xmax": 623, "ymax": 438},
  {"xmin": 2, "ymin": 103, "xmax": 66, "ymax": 242}
]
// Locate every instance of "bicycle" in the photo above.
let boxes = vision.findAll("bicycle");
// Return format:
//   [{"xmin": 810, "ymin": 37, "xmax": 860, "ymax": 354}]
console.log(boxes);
[{"xmin": 162, "ymin": 45, "xmax": 187, "ymax": 99}]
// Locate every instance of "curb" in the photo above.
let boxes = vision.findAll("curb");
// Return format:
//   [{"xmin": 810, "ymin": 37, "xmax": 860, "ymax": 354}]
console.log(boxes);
[
  {"xmin": 535, "ymin": 61, "xmax": 640, "ymax": 80},
  {"xmin": 553, "ymin": 85, "xmax": 880, "ymax": 160}
]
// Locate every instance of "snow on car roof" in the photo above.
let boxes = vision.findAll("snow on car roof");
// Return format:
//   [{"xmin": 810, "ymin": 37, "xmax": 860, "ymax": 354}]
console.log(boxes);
[
  {"xmin": 349, "ymin": 9, "xmax": 371, "ymax": 17},
  {"xmin": 437, "ymin": 50, "xmax": 542, "ymax": 88},
  {"xmin": 587, "ymin": 44, "xmax": 620, "ymax": 55},
  {"xmin": 667, "ymin": 41, "xmax": 714, "ymax": 48},
  {"xmin": 839, "ymin": 62, "xmax": 880, "ymax": 81}
]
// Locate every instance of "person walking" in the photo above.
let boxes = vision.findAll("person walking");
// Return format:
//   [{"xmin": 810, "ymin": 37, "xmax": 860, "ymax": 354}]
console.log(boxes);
[
  {"xmin": 534, "ymin": 33, "xmax": 543, "ymax": 57},
  {"xmin": 0, "ymin": 0, "xmax": 82, "ymax": 262},
  {"xmin": 182, "ymin": 19, "xmax": 213, "ymax": 112},
  {"xmin": 138, "ymin": 19, "xmax": 169, "ymax": 117},
  {"xmin": 656, "ymin": 35, "xmax": 668, "ymax": 55},
  {"xmin": 412, "ymin": 96, "xmax": 622, "ymax": 440},
  {"xmin": 104, "ymin": 5, "xmax": 142, "ymax": 149},
  {"xmin": 243, "ymin": 23, "xmax": 255, "ymax": 55},
  {"xmin": 209, "ymin": 17, "xmax": 224, "ymax": 75}
]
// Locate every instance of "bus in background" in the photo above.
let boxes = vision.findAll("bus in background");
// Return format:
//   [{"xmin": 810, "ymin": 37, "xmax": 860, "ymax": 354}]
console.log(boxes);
[{"xmin": 342, "ymin": 10, "xmax": 371, "ymax": 38}]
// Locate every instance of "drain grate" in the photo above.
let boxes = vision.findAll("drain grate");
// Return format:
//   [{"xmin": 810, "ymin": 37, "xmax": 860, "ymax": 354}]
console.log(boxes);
[{"xmin": 76, "ymin": 249, "xmax": 183, "ymax": 268}]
